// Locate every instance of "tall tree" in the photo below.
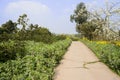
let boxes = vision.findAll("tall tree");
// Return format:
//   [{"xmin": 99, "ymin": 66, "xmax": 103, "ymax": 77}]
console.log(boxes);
[
  {"xmin": 89, "ymin": 0, "xmax": 120, "ymax": 40},
  {"xmin": 17, "ymin": 14, "xmax": 29, "ymax": 31},
  {"xmin": 80, "ymin": 21, "xmax": 97, "ymax": 40},
  {"xmin": 70, "ymin": 2, "xmax": 88, "ymax": 25},
  {"xmin": 71, "ymin": 1, "xmax": 120, "ymax": 40},
  {"xmin": 70, "ymin": 2, "xmax": 98, "ymax": 40}
]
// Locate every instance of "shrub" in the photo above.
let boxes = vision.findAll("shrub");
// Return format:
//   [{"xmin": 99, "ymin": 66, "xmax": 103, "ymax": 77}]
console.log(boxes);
[
  {"xmin": 0, "ymin": 40, "xmax": 26, "ymax": 62},
  {"xmin": 0, "ymin": 39, "xmax": 72, "ymax": 80}
]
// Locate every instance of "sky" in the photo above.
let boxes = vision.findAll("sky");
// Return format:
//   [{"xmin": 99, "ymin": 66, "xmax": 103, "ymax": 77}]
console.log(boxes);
[{"xmin": 0, "ymin": 0, "xmax": 119, "ymax": 34}]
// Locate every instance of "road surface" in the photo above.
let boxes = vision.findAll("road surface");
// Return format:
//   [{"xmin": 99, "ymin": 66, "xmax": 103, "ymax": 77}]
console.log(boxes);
[{"xmin": 54, "ymin": 41, "xmax": 120, "ymax": 80}]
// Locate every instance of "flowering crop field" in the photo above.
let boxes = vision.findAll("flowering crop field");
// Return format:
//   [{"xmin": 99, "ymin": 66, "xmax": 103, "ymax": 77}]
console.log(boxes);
[
  {"xmin": 81, "ymin": 39, "xmax": 120, "ymax": 75},
  {"xmin": 0, "ymin": 39, "xmax": 72, "ymax": 80}
]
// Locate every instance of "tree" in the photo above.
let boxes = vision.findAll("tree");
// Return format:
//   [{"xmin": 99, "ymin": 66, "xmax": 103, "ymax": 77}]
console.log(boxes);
[
  {"xmin": 17, "ymin": 14, "xmax": 29, "ymax": 40},
  {"xmin": 70, "ymin": 2, "xmax": 88, "ymax": 25},
  {"xmin": 0, "ymin": 20, "xmax": 17, "ymax": 34},
  {"xmin": 78, "ymin": 20, "xmax": 98, "ymax": 40},
  {"xmin": 70, "ymin": 2, "xmax": 98, "ymax": 40},
  {"xmin": 0, "ymin": 20, "xmax": 17, "ymax": 41},
  {"xmin": 90, "ymin": 0, "xmax": 120, "ymax": 40},
  {"xmin": 71, "ymin": 1, "xmax": 120, "ymax": 40},
  {"xmin": 17, "ymin": 14, "xmax": 29, "ymax": 31}
]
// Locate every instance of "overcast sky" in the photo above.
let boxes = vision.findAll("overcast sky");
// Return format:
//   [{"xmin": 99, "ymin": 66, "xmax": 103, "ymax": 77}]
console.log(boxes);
[{"xmin": 0, "ymin": 0, "xmax": 118, "ymax": 34}]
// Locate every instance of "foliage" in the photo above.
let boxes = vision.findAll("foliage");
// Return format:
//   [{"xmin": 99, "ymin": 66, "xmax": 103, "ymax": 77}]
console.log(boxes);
[
  {"xmin": 67, "ymin": 35, "xmax": 80, "ymax": 41},
  {"xmin": 0, "ymin": 20, "xmax": 17, "ymax": 34},
  {"xmin": 71, "ymin": 1, "xmax": 120, "ymax": 41},
  {"xmin": 0, "ymin": 20, "xmax": 17, "ymax": 41},
  {"xmin": 17, "ymin": 14, "xmax": 29, "ymax": 31},
  {"xmin": 16, "ymin": 14, "xmax": 60, "ymax": 43},
  {"xmin": 70, "ymin": 2, "xmax": 99, "ymax": 40},
  {"xmin": 115, "ymin": 41, "xmax": 120, "ymax": 46},
  {"xmin": 0, "ymin": 39, "xmax": 72, "ymax": 80},
  {"xmin": 78, "ymin": 21, "xmax": 98, "ymax": 40},
  {"xmin": 0, "ymin": 14, "xmax": 67, "ymax": 43},
  {"xmin": 0, "ymin": 40, "xmax": 26, "ymax": 62},
  {"xmin": 70, "ymin": 2, "xmax": 88, "ymax": 24},
  {"xmin": 0, "ymin": 13, "xmax": 69, "ymax": 79},
  {"xmin": 20, "ymin": 25, "xmax": 53, "ymax": 43},
  {"xmin": 52, "ymin": 34, "xmax": 67, "ymax": 42},
  {"xmin": 69, "ymin": 36, "xmax": 79, "ymax": 41},
  {"xmin": 81, "ymin": 40, "xmax": 120, "ymax": 75},
  {"xmin": 0, "ymin": 13, "xmax": 71, "ymax": 80}
]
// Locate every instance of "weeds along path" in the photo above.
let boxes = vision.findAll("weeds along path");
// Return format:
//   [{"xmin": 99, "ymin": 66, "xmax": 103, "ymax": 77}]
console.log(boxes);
[{"xmin": 54, "ymin": 41, "xmax": 120, "ymax": 80}]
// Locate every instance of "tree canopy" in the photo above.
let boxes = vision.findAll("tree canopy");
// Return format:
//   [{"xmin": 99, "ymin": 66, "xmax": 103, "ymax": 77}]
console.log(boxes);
[
  {"xmin": 70, "ymin": 2, "xmax": 88, "ymax": 25},
  {"xmin": 70, "ymin": 2, "xmax": 97, "ymax": 40},
  {"xmin": 70, "ymin": 1, "xmax": 120, "ymax": 40}
]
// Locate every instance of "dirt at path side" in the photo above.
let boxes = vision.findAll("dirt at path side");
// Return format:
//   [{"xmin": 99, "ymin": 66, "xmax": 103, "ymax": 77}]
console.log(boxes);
[{"xmin": 54, "ymin": 41, "xmax": 120, "ymax": 80}]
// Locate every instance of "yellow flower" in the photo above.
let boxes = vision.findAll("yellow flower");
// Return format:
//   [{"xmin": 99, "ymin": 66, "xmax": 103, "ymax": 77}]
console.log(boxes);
[
  {"xmin": 82, "ymin": 37, "xmax": 89, "ymax": 41},
  {"xmin": 115, "ymin": 41, "xmax": 120, "ymax": 46},
  {"xmin": 96, "ymin": 41, "xmax": 108, "ymax": 44}
]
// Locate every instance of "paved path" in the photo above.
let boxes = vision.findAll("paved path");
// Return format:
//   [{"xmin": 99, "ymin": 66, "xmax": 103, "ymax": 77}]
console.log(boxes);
[{"xmin": 54, "ymin": 41, "xmax": 120, "ymax": 80}]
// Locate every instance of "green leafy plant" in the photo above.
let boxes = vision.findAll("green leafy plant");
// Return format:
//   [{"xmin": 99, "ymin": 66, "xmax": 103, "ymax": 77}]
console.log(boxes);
[
  {"xmin": 0, "ymin": 40, "xmax": 26, "ymax": 62},
  {"xmin": 0, "ymin": 39, "xmax": 72, "ymax": 80}
]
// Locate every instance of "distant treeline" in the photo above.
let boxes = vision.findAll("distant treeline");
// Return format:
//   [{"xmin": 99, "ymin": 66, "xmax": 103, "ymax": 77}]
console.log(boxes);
[{"xmin": 0, "ymin": 14, "xmax": 66, "ymax": 43}]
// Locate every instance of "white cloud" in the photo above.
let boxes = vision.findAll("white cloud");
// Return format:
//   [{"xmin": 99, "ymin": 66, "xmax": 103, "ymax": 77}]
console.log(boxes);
[
  {"xmin": 5, "ymin": 1, "xmax": 50, "ymax": 15},
  {"xmin": 3, "ymin": 0, "xmax": 76, "ymax": 34},
  {"xmin": 4, "ymin": 0, "xmax": 51, "ymax": 25}
]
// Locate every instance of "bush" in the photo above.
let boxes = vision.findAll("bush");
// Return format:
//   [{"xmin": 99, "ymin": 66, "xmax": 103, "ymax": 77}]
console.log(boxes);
[
  {"xmin": 69, "ymin": 36, "xmax": 79, "ymax": 41},
  {"xmin": 0, "ymin": 40, "xmax": 26, "ymax": 62},
  {"xmin": 0, "ymin": 39, "xmax": 72, "ymax": 80}
]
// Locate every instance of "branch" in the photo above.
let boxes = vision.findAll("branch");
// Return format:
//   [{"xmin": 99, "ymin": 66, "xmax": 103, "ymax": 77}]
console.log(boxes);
[{"xmin": 109, "ymin": 2, "xmax": 120, "ymax": 11}]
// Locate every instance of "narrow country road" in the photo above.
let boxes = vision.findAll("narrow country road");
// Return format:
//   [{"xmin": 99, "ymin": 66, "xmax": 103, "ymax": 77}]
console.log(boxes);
[{"xmin": 54, "ymin": 41, "xmax": 120, "ymax": 80}]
